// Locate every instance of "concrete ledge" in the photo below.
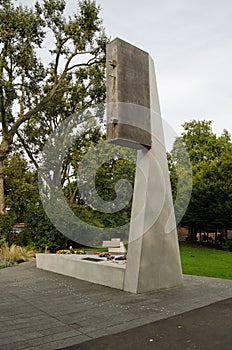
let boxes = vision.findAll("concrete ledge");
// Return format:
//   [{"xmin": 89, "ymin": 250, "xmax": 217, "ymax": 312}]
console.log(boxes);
[{"xmin": 36, "ymin": 254, "xmax": 126, "ymax": 290}]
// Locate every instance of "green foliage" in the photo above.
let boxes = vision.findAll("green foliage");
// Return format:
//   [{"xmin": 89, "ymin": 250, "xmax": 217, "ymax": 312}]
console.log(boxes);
[
  {"xmin": 0, "ymin": 0, "xmax": 136, "ymax": 250},
  {"xmin": 0, "ymin": 211, "xmax": 17, "ymax": 244},
  {"xmin": 0, "ymin": 201, "xmax": 73, "ymax": 253},
  {"xmin": 62, "ymin": 121, "xmax": 136, "ymax": 231},
  {"xmin": 65, "ymin": 147, "xmax": 135, "ymax": 236},
  {"xmin": 0, "ymin": 127, "xmax": 136, "ymax": 251},
  {"xmin": 0, "ymin": 0, "xmax": 46, "ymax": 115},
  {"xmin": 4, "ymin": 153, "xmax": 37, "ymax": 220},
  {"xmin": 0, "ymin": 153, "xmax": 69, "ymax": 251},
  {"xmin": 15, "ymin": 0, "xmax": 108, "ymax": 168},
  {"xmin": 188, "ymin": 151, "xmax": 232, "ymax": 228},
  {"xmin": 23, "ymin": 201, "xmax": 70, "ymax": 252},
  {"xmin": 181, "ymin": 120, "xmax": 217, "ymax": 164},
  {"xmin": 170, "ymin": 120, "xmax": 232, "ymax": 236},
  {"xmin": 167, "ymin": 152, "xmax": 178, "ymax": 200},
  {"xmin": 168, "ymin": 136, "xmax": 192, "ymax": 225},
  {"xmin": 0, "ymin": 0, "xmax": 108, "ymax": 213},
  {"xmin": 0, "ymin": 261, "xmax": 15, "ymax": 269}
]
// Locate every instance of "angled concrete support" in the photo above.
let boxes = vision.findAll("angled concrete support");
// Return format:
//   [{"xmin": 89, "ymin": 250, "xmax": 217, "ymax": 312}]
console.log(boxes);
[{"xmin": 123, "ymin": 56, "xmax": 182, "ymax": 293}]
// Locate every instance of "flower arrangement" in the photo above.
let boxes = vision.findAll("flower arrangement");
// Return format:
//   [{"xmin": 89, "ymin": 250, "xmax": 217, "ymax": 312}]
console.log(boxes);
[
  {"xmin": 98, "ymin": 252, "xmax": 111, "ymax": 257},
  {"xmin": 56, "ymin": 246, "xmax": 85, "ymax": 255},
  {"xmin": 55, "ymin": 246, "xmax": 127, "ymax": 263},
  {"xmin": 94, "ymin": 251, "xmax": 127, "ymax": 261}
]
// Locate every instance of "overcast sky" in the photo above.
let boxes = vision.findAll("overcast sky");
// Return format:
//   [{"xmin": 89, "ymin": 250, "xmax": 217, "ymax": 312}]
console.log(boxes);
[
  {"xmin": 98, "ymin": 0, "xmax": 232, "ymax": 136},
  {"xmin": 20, "ymin": 0, "xmax": 232, "ymax": 137}
]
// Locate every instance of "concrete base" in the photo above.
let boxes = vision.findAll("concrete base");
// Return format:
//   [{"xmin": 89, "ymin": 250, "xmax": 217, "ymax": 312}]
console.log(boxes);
[{"xmin": 36, "ymin": 253, "xmax": 126, "ymax": 290}]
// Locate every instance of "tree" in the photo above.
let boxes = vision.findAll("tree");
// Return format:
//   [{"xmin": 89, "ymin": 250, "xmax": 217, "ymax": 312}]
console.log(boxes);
[
  {"xmin": 185, "ymin": 151, "xmax": 232, "ymax": 233},
  {"xmin": 180, "ymin": 120, "xmax": 230, "ymax": 165},
  {"xmin": 4, "ymin": 153, "xmax": 37, "ymax": 220},
  {"xmin": 61, "ymin": 121, "xmax": 136, "ymax": 235},
  {"xmin": 0, "ymin": 152, "xmax": 79, "ymax": 251},
  {"xmin": 170, "ymin": 120, "xmax": 232, "ymax": 241},
  {"xmin": 0, "ymin": 0, "xmax": 108, "ymax": 213}
]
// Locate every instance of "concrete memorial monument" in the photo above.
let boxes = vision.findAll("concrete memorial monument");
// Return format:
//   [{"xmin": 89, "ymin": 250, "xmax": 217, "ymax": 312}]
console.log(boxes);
[
  {"xmin": 106, "ymin": 38, "xmax": 182, "ymax": 293},
  {"xmin": 36, "ymin": 38, "xmax": 183, "ymax": 293}
]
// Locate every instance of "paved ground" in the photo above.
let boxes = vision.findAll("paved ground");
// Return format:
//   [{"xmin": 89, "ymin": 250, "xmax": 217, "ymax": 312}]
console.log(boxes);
[
  {"xmin": 0, "ymin": 261, "xmax": 232, "ymax": 350},
  {"xmin": 63, "ymin": 298, "xmax": 232, "ymax": 350}
]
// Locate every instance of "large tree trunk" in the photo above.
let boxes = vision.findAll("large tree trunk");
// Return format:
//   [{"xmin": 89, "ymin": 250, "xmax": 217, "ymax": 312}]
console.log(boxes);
[{"xmin": 0, "ymin": 159, "xmax": 6, "ymax": 214}]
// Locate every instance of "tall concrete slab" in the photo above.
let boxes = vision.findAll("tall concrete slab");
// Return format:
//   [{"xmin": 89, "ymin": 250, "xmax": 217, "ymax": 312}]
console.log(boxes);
[
  {"xmin": 106, "ymin": 38, "xmax": 183, "ymax": 293},
  {"xmin": 106, "ymin": 38, "xmax": 151, "ymax": 149}
]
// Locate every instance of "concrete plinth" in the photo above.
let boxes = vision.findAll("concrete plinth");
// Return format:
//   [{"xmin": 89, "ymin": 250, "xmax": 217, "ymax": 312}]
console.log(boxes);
[{"xmin": 36, "ymin": 254, "xmax": 125, "ymax": 290}]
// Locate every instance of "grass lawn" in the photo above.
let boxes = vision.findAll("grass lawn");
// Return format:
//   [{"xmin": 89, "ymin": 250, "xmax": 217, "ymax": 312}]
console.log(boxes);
[{"xmin": 179, "ymin": 243, "xmax": 232, "ymax": 280}]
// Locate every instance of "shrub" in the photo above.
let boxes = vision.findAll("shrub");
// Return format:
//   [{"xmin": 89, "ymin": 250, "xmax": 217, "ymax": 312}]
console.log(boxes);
[{"xmin": 0, "ymin": 243, "xmax": 35, "ymax": 263}]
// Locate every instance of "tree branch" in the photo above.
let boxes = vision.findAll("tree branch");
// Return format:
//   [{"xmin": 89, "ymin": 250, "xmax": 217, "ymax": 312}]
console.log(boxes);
[
  {"xmin": 70, "ymin": 182, "xmax": 79, "ymax": 206},
  {"xmin": 0, "ymin": 43, "xmax": 8, "ymax": 136},
  {"xmin": 16, "ymin": 130, "xmax": 39, "ymax": 170},
  {"xmin": 8, "ymin": 83, "xmax": 59, "ymax": 140},
  {"xmin": 60, "ymin": 49, "xmax": 78, "ymax": 79},
  {"xmin": 66, "ymin": 57, "xmax": 100, "ymax": 72},
  {"xmin": 54, "ymin": 37, "xmax": 69, "ymax": 83},
  {"xmin": 0, "ymin": 86, "xmax": 7, "ymax": 137}
]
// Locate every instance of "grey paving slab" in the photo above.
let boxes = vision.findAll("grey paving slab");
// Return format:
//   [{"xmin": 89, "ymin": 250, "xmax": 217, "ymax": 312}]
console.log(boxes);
[{"xmin": 0, "ymin": 261, "xmax": 232, "ymax": 350}]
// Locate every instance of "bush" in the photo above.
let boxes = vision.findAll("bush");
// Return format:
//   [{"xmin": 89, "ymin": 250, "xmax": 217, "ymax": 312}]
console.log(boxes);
[
  {"xmin": 222, "ymin": 240, "xmax": 232, "ymax": 252},
  {"xmin": 0, "ymin": 213, "xmax": 18, "ymax": 244},
  {"xmin": 0, "ymin": 207, "xmax": 76, "ymax": 253}
]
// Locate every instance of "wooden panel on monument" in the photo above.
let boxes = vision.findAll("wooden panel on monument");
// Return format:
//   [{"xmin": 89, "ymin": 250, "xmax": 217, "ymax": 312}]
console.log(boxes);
[{"xmin": 106, "ymin": 38, "xmax": 151, "ymax": 149}]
